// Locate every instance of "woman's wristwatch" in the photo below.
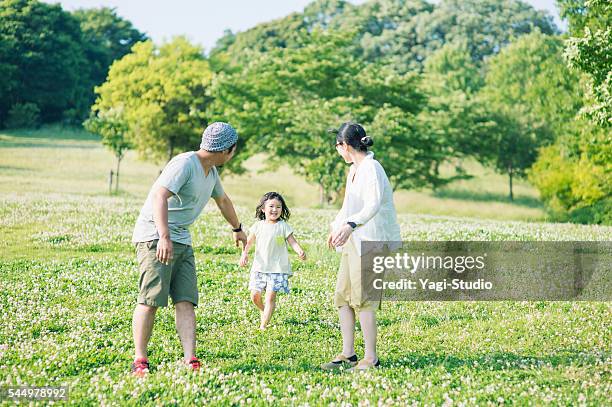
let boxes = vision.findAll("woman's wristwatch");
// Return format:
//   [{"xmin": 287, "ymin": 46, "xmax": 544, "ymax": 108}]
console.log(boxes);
[
  {"xmin": 347, "ymin": 221, "xmax": 357, "ymax": 230},
  {"xmin": 232, "ymin": 223, "xmax": 242, "ymax": 232}
]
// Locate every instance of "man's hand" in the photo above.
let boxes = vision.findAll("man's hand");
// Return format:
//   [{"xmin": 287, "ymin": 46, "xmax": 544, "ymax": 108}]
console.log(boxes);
[
  {"xmin": 152, "ymin": 186, "xmax": 173, "ymax": 264},
  {"xmin": 156, "ymin": 237, "xmax": 173, "ymax": 265},
  {"xmin": 331, "ymin": 224, "xmax": 353, "ymax": 248},
  {"xmin": 234, "ymin": 230, "xmax": 247, "ymax": 250},
  {"xmin": 297, "ymin": 250, "xmax": 306, "ymax": 261}
]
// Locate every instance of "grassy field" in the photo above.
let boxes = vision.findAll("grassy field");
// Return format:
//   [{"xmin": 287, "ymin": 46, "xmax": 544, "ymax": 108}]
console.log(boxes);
[{"xmin": 1, "ymin": 126, "xmax": 610, "ymax": 405}]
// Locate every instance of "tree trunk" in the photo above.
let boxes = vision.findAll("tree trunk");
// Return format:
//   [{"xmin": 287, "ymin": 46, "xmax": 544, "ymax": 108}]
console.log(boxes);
[
  {"xmin": 508, "ymin": 164, "xmax": 514, "ymax": 201},
  {"xmin": 319, "ymin": 184, "xmax": 325, "ymax": 206},
  {"xmin": 167, "ymin": 139, "xmax": 174, "ymax": 163},
  {"xmin": 115, "ymin": 154, "xmax": 122, "ymax": 194},
  {"xmin": 431, "ymin": 161, "xmax": 440, "ymax": 192}
]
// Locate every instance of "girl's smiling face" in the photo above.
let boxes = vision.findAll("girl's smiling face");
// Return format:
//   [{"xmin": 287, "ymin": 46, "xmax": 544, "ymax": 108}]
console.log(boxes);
[{"xmin": 264, "ymin": 198, "xmax": 283, "ymax": 222}]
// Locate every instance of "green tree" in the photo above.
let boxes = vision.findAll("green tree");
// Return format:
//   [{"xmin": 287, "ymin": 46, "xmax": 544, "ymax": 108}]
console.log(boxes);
[
  {"xmin": 356, "ymin": 0, "xmax": 557, "ymax": 73},
  {"xmin": 209, "ymin": 29, "xmax": 427, "ymax": 203},
  {"xmin": 209, "ymin": 0, "xmax": 357, "ymax": 68},
  {"xmin": 480, "ymin": 31, "xmax": 582, "ymax": 200},
  {"xmin": 422, "ymin": 41, "xmax": 484, "ymax": 95},
  {"xmin": 210, "ymin": 0, "xmax": 557, "ymax": 75},
  {"xmin": 92, "ymin": 37, "xmax": 213, "ymax": 164},
  {"xmin": 482, "ymin": 112, "xmax": 544, "ymax": 201},
  {"xmin": 84, "ymin": 107, "xmax": 131, "ymax": 193},
  {"xmin": 529, "ymin": 123, "xmax": 611, "ymax": 224},
  {"xmin": 414, "ymin": 0, "xmax": 557, "ymax": 63},
  {"xmin": 557, "ymin": 0, "xmax": 610, "ymax": 35},
  {"xmin": 208, "ymin": 29, "xmax": 236, "ymax": 72},
  {"xmin": 209, "ymin": 12, "xmax": 308, "ymax": 71},
  {"xmin": 0, "ymin": 0, "xmax": 89, "ymax": 124},
  {"xmin": 302, "ymin": 0, "xmax": 356, "ymax": 30},
  {"xmin": 526, "ymin": 0, "xmax": 611, "ymax": 224},
  {"xmin": 275, "ymin": 96, "xmax": 372, "ymax": 204},
  {"xmin": 369, "ymin": 105, "xmax": 451, "ymax": 190},
  {"xmin": 73, "ymin": 7, "xmax": 147, "ymax": 107},
  {"xmin": 416, "ymin": 41, "xmax": 497, "ymax": 187},
  {"xmin": 562, "ymin": 0, "xmax": 611, "ymax": 127}
]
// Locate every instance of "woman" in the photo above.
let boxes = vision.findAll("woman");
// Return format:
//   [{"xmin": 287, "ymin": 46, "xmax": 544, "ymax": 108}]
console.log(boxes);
[{"xmin": 322, "ymin": 122, "xmax": 401, "ymax": 372}]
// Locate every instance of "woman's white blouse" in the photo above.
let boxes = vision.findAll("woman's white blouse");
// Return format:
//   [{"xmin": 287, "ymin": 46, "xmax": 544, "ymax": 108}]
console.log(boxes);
[{"xmin": 331, "ymin": 151, "xmax": 402, "ymax": 255}]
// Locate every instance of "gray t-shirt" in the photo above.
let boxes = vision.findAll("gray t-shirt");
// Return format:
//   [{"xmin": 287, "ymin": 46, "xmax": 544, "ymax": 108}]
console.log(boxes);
[{"xmin": 132, "ymin": 151, "xmax": 224, "ymax": 245}]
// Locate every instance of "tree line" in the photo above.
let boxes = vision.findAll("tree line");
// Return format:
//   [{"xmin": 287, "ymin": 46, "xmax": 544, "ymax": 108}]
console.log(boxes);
[
  {"xmin": 0, "ymin": 0, "xmax": 146, "ymax": 126},
  {"xmin": 1, "ymin": 0, "xmax": 609, "ymax": 224}
]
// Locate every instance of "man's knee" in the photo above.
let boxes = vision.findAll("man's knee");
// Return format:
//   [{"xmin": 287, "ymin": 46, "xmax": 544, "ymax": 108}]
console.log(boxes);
[
  {"xmin": 174, "ymin": 301, "xmax": 195, "ymax": 311},
  {"xmin": 250, "ymin": 291, "xmax": 261, "ymax": 303},
  {"xmin": 137, "ymin": 303, "xmax": 158, "ymax": 314}
]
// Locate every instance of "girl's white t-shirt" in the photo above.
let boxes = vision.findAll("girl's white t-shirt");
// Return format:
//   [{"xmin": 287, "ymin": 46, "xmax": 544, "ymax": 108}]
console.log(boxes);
[{"xmin": 249, "ymin": 220, "xmax": 294, "ymax": 274}]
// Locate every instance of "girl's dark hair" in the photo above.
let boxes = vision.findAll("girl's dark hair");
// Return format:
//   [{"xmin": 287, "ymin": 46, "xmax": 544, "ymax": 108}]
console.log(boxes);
[
  {"xmin": 255, "ymin": 192, "xmax": 291, "ymax": 221},
  {"xmin": 331, "ymin": 122, "xmax": 373, "ymax": 151}
]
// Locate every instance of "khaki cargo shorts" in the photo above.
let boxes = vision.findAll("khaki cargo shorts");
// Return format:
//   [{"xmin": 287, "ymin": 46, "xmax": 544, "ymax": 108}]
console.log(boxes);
[
  {"xmin": 135, "ymin": 239, "xmax": 198, "ymax": 307},
  {"xmin": 333, "ymin": 235, "xmax": 378, "ymax": 313}
]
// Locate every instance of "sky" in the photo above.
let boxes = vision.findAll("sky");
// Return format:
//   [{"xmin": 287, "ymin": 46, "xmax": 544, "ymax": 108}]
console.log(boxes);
[{"xmin": 42, "ymin": 0, "xmax": 566, "ymax": 52}]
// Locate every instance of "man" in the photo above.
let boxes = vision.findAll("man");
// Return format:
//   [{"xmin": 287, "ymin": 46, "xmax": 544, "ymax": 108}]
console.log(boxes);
[{"xmin": 130, "ymin": 122, "xmax": 247, "ymax": 376}]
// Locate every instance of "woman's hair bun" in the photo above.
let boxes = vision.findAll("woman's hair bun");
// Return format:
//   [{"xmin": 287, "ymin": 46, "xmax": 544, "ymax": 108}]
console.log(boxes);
[{"xmin": 360, "ymin": 136, "xmax": 374, "ymax": 147}]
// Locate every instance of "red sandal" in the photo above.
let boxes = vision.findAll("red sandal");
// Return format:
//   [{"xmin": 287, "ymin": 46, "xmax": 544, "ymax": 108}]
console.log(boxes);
[
  {"xmin": 131, "ymin": 357, "xmax": 150, "ymax": 377},
  {"xmin": 187, "ymin": 357, "xmax": 201, "ymax": 371}
]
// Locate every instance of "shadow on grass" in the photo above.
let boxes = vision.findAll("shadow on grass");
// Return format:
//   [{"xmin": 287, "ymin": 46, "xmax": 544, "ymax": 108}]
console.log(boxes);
[
  {"xmin": 226, "ymin": 361, "xmax": 314, "ymax": 374},
  {"xmin": 0, "ymin": 140, "xmax": 100, "ymax": 149},
  {"xmin": 195, "ymin": 244, "xmax": 240, "ymax": 255},
  {"xmin": 1, "ymin": 125, "xmax": 100, "ymax": 142},
  {"xmin": 433, "ymin": 188, "xmax": 543, "ymax": 208},
  {"xmin": 384, "ymin": 350, "xmax": 606, "ymax": 372},
  {"xmin": 0, "ymin": 165, "xmax": 35, "ymax": 172},
  {"xmin": 223, "ymin": 349, "xmax": 606, "ymax": 374},
  {"xmin": 0, "ymin": 125, "xmax": 100, "ymax": 150}
]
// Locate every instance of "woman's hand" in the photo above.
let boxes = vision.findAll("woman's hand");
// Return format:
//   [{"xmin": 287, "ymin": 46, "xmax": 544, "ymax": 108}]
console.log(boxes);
[
  {"xmin": 327, "ymin": 233, "xmax": 334, "ymax": 249},
  {"xmin": 331, "ymin": 224, "xmax": 353, "ymax": 248},
  {"xmin": 297, "ymin": 250, "xmax": 306, "ymax": 261}
]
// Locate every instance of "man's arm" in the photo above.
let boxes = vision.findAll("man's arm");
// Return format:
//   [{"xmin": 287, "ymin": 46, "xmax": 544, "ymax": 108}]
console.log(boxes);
[
  {"xmin": 213, "ymin": 193, "xmax": 247, "ymax": 248},
  {"xmin": 153, "ymin": 186, "xmax": 174, "ymax": 265}
]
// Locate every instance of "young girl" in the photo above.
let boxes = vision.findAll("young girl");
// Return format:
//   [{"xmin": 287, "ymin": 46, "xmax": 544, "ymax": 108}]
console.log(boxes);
[{"xmin": 239, "ymin": 192, "xmax": 306, "ymax": 330}]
